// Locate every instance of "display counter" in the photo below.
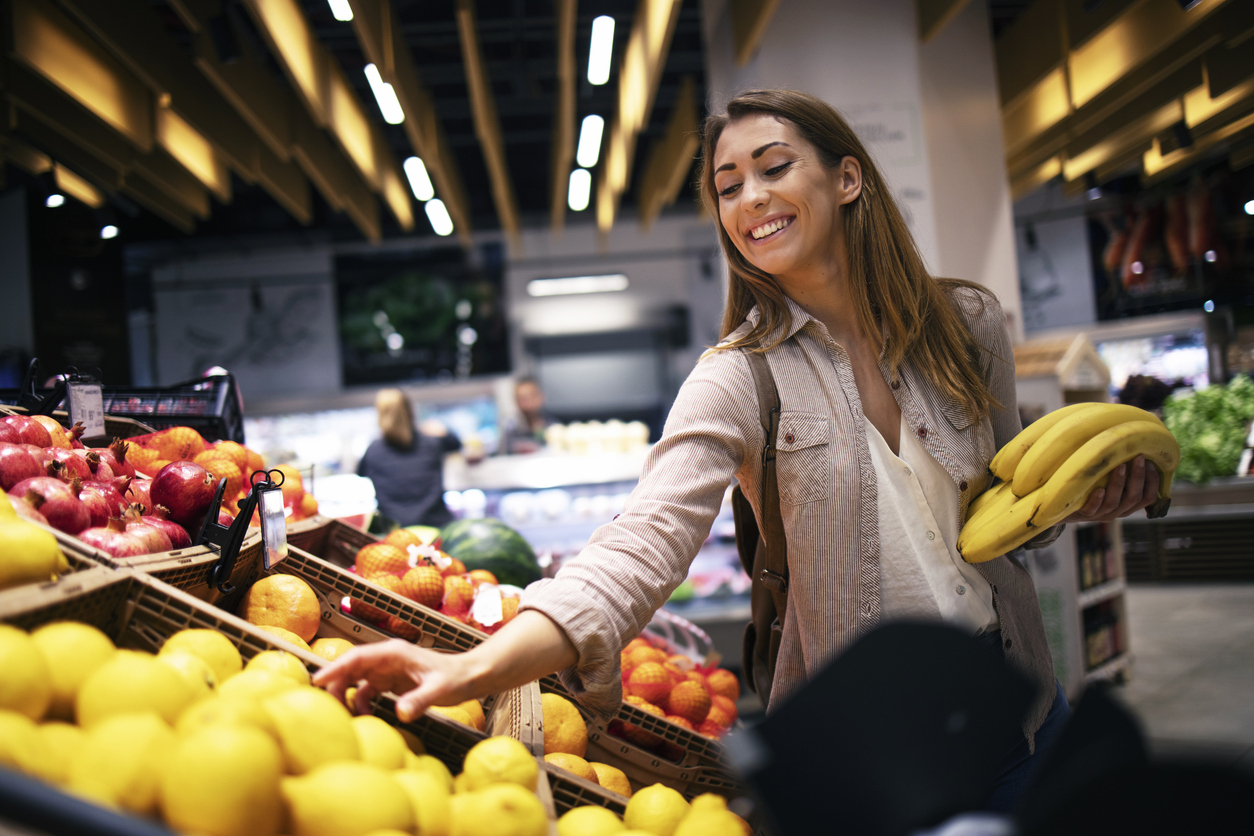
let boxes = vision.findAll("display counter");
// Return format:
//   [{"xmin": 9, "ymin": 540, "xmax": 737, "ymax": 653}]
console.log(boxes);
[{"xmin": 1122, "ymin": 477, "xmax": 1254, "ymax": 583}]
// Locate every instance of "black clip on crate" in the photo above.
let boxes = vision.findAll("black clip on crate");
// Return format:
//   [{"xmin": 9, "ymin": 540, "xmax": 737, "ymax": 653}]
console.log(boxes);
[{"xmin": 0, "ymin": 373, "xmax": 245, "ymax": 444}]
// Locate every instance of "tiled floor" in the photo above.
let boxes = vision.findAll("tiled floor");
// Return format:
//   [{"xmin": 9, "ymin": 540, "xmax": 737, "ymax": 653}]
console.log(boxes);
[{"xmin": 1110, "ymin": 583, "xmax": 1254, "ymax": 771}]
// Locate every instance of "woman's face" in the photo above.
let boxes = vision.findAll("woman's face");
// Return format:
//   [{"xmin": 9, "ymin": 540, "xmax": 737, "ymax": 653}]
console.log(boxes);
[{"xmin": 712, "ymin": 113, "xmax": 858, "ymax": 281}]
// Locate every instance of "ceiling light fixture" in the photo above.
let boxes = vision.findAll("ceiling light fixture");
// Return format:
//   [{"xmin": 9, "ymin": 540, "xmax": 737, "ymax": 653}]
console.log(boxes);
[
  {"xmin": 45, "ymin": 193, "xmax": 65, "ymax": 208},
  {"xmin": 100, "ymin": 224, "xmax": 119, "ymax": 240},
  {"xmin": 364, "ymin": 64, "xmax": 405, "ymax": 124},
  {"xmin": 527, "ymin": 274, "xmax": 629, "ymax": 297},
  {"xmin": 1245, "ymin": 199, "xmax": 1254, "ymax": 216},
  {"xmin": 403, "ymin": 157, "xmax": 435, "ymax": 201},
  {"xmin": 568, "ymin": 168, "xmax": 591, "ymax": 211},
  {"xmin": 587, "ymin": 16, "xmax": 615, "ymax": 85},
  {"xmin": 425, "ymin": 199, "xmax": 454, "ymax": 236},
  {"xmin": 576, "ymin": 115, "xmax": 605, "ymax": 168},
  {"xmin": 327, "ymin": 0, "xmax": 353, "ymax": 21}
]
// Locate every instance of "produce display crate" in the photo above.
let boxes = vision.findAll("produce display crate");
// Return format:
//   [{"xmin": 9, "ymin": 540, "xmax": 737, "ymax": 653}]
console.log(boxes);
[
  {"xmin": 0, "ymin": 520, "xmax": 121, "ymax": 601},
  {"xmin": 118, "ymin": 529, "xmax": 265, "ymax": 606},
  {"xmin": 285, "ymin": 515, "xmax": 377, "ymax": 569},
  {"xmin": 0, "ymin": 405, "xmax": 156, "ymax": 444},
  {"xmin": 0, "ymin": 567, "xmax": 560, "ymax": 834},
  {"xmin": 544, "ymin": 761, "xmax": 629, "ymax": 817}
]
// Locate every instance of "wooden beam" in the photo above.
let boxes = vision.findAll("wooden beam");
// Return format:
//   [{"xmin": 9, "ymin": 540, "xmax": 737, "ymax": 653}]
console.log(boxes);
[
  {"xmin": 550, "ymin": 0, "xmax": 577, "ymax": 232},
  {"xmin": 348, "ymin": 0, "xmax": 473, "ymax": 245},
  {"xmin": 917, "ymin": 0, "xmax": 973, "ymax": 43},
  {"xmin": 456, "ymin": 0, "xmax": 520, "ymax": 242},
  {"xmin": 729, "ymin": 0, "xmax": 781, "ymax": 67},
  {"xmin": 638, "ymin": 76, "xmax": 699, "ymax": 229},
  {"xmin": 255, "ymin": 141, "xmax": 312, "ymax": 225}
]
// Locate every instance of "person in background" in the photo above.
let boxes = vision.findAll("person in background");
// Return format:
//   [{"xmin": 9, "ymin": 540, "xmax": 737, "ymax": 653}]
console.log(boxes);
[
  {"xmin": 357, "ymin": 389, "xmax": 460, "ymax": 528},
  {"xmin": 502, "ymin": 376, "xmax": 552, "ymax": 455}
]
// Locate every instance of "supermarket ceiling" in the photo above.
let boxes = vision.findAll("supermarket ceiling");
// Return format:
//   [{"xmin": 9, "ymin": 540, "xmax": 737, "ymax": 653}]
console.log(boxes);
[{"xmin": 1, "ymin": 0, "xmax": 1251, "ymax": 244}]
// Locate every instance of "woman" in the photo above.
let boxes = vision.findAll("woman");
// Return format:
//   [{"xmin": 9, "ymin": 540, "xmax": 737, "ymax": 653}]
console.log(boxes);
[
  {"xmin": 356, "ymin": 389, "xmax": 461, "ymax": 528},
  {"xmin": 317, "ymin": 91, "xmax": 1158, "ymax": 810}
]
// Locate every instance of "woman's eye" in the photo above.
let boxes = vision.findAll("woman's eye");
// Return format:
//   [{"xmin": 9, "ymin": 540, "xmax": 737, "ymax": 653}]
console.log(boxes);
[
  {"xmin": 718, "ymin": 183, "xmax": 740, "ymax": 197},
  {"xmin": 766, "ymin": 162, "xmax": 791, "ymax": 176}
]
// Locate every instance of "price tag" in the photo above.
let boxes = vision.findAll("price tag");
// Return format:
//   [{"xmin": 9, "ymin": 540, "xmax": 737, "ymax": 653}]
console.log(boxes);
[
  {"xmin": 470, "ymin": 584, "xmax": 504, "ymax": 628},
  {"xmin": 67, "ymin": 382, "xmax": 105, "ymax": 438},
  {"xmin": 259, "ymin": 487, "xmax": 289, "ymax": 570}
]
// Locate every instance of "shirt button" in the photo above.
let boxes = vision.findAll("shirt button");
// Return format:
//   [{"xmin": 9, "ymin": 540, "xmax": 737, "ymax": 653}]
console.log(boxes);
[
  {"xmin": 891, "ymin": 380, "xmax": 900, "ymax": 390},
  {"xmin": 959, "ymin": 480, "xmax": 968, "ymax": 491},
  {"xmin": 784, "ymin": 432, "xmax": 795, "ymax": 444},
  {"xmin": 1004, "ymin": 638, "xmax": 1013, "ymax": 649},
  {"xmin": 956, "ymin": 585, "xmax": 966, "ymax": 595},
  {"xmin": 917, "ymin": 427, "xmax": 927, "ymax": 439},
  {"xmin": 926, "ymin": 531, "xmax": 935, "ymax": 541}
]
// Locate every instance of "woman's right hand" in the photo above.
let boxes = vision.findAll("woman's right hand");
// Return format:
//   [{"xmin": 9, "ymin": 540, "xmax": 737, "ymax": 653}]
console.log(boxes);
[{"xmin": 313, "ymin": 639, "xmax": 485, "ymax": 722}]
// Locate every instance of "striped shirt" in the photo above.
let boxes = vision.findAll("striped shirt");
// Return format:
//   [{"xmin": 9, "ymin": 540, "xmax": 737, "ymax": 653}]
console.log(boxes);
[{"xmin": 521, "ymin": 286, "xmax": 1060, "ymax": 746}]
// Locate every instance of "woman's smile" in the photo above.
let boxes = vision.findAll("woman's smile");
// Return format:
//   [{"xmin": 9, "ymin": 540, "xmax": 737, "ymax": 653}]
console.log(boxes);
[{"xmin": 747, "ymin": 214, "xmax": 795, "ymax": 242}]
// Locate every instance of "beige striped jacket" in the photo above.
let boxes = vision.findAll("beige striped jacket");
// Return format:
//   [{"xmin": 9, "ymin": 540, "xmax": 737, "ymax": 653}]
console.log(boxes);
[{"xmin": 521, "ymin": 286, "xmax": 1060, "ymax": 745}]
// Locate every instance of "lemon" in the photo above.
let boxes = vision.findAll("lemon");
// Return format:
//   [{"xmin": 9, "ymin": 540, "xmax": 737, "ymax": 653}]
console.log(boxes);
[
  {"xmin": 689, "ymin": 795, "xmax": 727, "ymax": 813},
  {"xmin": 0, "ymin": 519, "xmax": 65, "ymax": 590},
  {"xmin": 76, "ymin": 650, "xmax": 196, "ymax": 728},
  {"xmin": 0, "ymin": 625, "xmax": 52, "ymax": 720},
  {"xmin": 460, "ymin": 735, "xmax": 538, "ymax": 792},
  {"xmin": 30, "ymin": 621, "xmax": 116, "ymax": 721},
  {"xmin": 310, "ymin": 637, "xmax": 354, "ymax": 662},
  {"xmin": 399, "ymin": 726, "xmax": 427, "ymax": 755},
  {"xmin": 449, "ymin": 783, "xmax": 547, "ymax": 836},
  {"xmin": 393, "ymin": 769, "xmax": 451, "ymax": 836},
  {"xmin": 254, "ymin": 624, "xmax": 312, "ymax": 652},
  {"xmin": 161, "ymin": 724, "xmax": 284, "ymax": 836},
  {"xmin": 0, "ymin": 710, "xmax": 40, "ymax": 774},
  {"xmin": 428, "ymin": 705, "xmax": 475, "ymax": 727},
  {"xmin": 352, "ymin": 714, "xmax": 409, "ymax": 769},
  {"xmin": 673, "ymin": 810, "xmax": 749, "ymax": 836},
  {"xmin": 542, "ymin": 692, "xmax": 588, "ymax": 756},
  {"xmin": 282, "ymin": 761, "xmax": 414, "ymax": 836},
  {"xmin": 263, "ymin": 687, "xmax": 360, "ymax": 773},
  {"xmin": 558, "ymin": 805, "xmax": 627, "ymax": 836},
  {"xmin": 67, "ymin": 712, "xmax": 175, "ymax": 815},
  {"xmin": 158, "ymin": 651, "xmax": 218, "ymax": 701},
  {"xmin": 217, "ymin": 669, "xmax": 298, "ymax": 702},
  {"xmin": 363, "ymin": 832, "xmax": 414, "ymax": 836},
  {"xmin": 589, "ymin": 763, "xmax": 633, "ymax": 798},
  {"xmin": 0, "ymin": 492, "xmax": 15, "ymax": 518},
  {"xmin": 176, "ymin": 693, "xmax": 278, "ymax": 739},
  {"xmin": 29, "ymin": 722, "xmax": 83, "ymax": 785},
  {"xmin": 246, "ymin": 649, "xmax": 311, "ymax": 685},
  {"xmin": 160, "ymin": 629, "xmax": 243, "ymax": 684},
  {"xmin": 402, "ymin": 754, "xmax": 454, "ymax": 792},
  {"xmin": 624, "ymin": 784, "xmax": 690, "ymax": 836},
  {"xmin": 457, "ymin": 699, "xmax": 486, "ymax": 732}
]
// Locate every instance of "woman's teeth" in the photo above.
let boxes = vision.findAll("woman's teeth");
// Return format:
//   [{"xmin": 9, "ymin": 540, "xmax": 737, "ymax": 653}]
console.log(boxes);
[{"xmin": 751, "ymin": 217, "xmax": 791, "ymax": 239}]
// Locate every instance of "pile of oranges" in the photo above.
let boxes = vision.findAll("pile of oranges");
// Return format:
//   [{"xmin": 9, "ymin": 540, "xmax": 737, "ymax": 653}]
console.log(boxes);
[
  {"xmin": 348, "ymin": 532, "xmax": 520, "ymax": 637},
  {"xmin": 615, "ymin": 636, "xmax": 740, "ymax": 749}
]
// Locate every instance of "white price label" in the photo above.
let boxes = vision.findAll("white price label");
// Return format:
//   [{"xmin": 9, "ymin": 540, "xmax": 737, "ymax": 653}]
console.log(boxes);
[
  {"xmin": 470, "ymin": 584, "xmax": 504, "ymax": 628},
  {"xmin": 67, "ymin": 383, "xmax": 105, "ymax": 438}
]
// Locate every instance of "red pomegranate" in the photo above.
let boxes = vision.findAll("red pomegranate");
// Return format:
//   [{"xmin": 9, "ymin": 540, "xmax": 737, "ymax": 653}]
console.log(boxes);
[
  {"xmin": 68, "ymin": 423, "xmax": 85, "ymax": 449},
  {"xmin": 39, "ymin": 448, "xmax": 92, "ymax": 482},
  {"xmin": 127, "ymin": 479, "xmax": 153, "ymax": 513},
  {"xmin": 147, "ymin": 505, "xmax": 192, "ymax": 549},
  {"xmin": 98, "ymin": 439, "xmax": 136, "ymax": 479},
  {"xmin": 0, "ymin": 443, "xmax": 42, "ymax": 491},
  {"xmin": 0, "ymin": 423, "xmax": 18, "ymax": 444},
  {"xmin": 7, "ymin": 483, "xmax": 90, "ymax": 535},
  {"xmin": 9, "ymin": 493, "xmax": 49, "ymax": 525},
  {"xmin": 78, "ymin": 517, "xmax": 149, "ymax": 557},
  {"xmin": 75, "ymin": 451, "xmax": 114, "ymax": 482},
  {"xmin": 80, "ymin": 480, "xmax": 130, "ymax": 528},
  {"xmin": 1, "ymin": 415, "xmax": 51, "ymax": 447},
  {"xmin": 122, "ymin": 506, "xmax": 172, "ymax": 553},
  {"xmin": 150, "ymin": 461, "xmax": 217, "ymax": 528}
]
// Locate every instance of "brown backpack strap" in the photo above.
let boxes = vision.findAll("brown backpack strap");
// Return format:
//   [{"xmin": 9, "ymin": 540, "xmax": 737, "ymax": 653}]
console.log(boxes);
[{"xmin": 743, "ymin": 350, "xmax": 788, "ymax": 597}]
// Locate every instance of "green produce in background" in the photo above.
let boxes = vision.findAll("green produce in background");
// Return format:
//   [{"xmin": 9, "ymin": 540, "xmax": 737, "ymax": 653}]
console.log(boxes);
[
  {"xmin": 438, "ymin": 518, "xmax": 542, "ymax": 588},
  {"xmin": 1162, "ymin": 375, "xmax": 1254, "ymax": 484}
]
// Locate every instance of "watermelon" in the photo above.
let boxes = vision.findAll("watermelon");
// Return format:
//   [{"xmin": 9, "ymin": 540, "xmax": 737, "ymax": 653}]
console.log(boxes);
[{"xmin": 438, "ymin": 518, "xmax": 542, "ymax": 588}]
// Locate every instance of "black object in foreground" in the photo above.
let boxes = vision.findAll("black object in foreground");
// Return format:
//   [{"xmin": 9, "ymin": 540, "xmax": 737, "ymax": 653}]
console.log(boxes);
[{"xmin": 0, "ymin": 766, "xmax": 178, "ymax": 836}]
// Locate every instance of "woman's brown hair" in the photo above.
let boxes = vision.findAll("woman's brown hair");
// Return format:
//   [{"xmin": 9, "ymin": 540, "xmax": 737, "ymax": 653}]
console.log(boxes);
[
  {"xmin": 376, "ymin": 388, "xmax": 415, "ymax": 448},
  {"xmin": 699, "ymin": 89, "xmax": 999, "ymax": 418}
]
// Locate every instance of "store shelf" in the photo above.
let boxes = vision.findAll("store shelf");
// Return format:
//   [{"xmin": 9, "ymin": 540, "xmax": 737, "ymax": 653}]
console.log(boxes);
[
  {"xmin": 1078, "ymin": 577, "xmax": 1126, "ymax": 610},
  {"xmin": 1085, "ymin": 653, "xmax": 1133, "ymax": 685},
  {"xmin": 444, "ymin": 448, "xmax": 650, "ymax": 491}
]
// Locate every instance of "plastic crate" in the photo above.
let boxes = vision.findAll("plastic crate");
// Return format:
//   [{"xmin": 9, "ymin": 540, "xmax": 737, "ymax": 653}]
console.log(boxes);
[
  {"xmin": 0, "ymin": 406, "xmax": 156, "ymax": 444},
  {"xmin": 117, "ymin": 530, "xmax": 265, "ymax": 606},
  {"xmin": 286, "ymin": 515, "xmax": 378, "ymax": 569},
  {"xmin": 0, "ymin": 520, "xmax": 120, "ymax": 601},
  {"xmin": 0, "ymin": 374, "xmax": 244, "ymax": 443}
]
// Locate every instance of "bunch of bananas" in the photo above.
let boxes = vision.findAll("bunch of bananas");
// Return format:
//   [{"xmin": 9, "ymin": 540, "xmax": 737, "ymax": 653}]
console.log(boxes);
[{"xmin": 958, "ymin": 403, "xmax": 1180, "ymax": 564}]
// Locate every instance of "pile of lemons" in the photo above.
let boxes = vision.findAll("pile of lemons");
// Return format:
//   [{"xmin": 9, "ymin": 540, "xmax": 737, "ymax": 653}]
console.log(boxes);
[
  {"xmin": 0, "ymin": 620, "xmax": 546, "ymax": 836},
  {"xmin": 559, "ymin": 786, "xmax": 751, "ymax": 836},
  {"xmin": 0, "ymin": 494, "xmax": 69, "ymax": 591}
]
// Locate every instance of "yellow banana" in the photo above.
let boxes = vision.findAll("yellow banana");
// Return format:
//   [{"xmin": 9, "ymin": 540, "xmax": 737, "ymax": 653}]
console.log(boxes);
[
  {"xmin": 1032, "ymin": 419, "xmax": 1179, "ymax": 525},
  {"xmin": 966, "ymin": 481, "xmax": 1013, "ymax": 521},
  {"xmin": 959, "ymin": 487, "xmax": 1047, "ymax": 564},
  {"xmin": 1011, "ymin": 403, "xmax": 1165, "ymax": 497},
  {"xmin": 958, "ymin": 483, "xmax": 1017, "ymax": 552},
  {"xmin": 989, "ymin": 403, "xmax": 1102, "ymax": 482}
]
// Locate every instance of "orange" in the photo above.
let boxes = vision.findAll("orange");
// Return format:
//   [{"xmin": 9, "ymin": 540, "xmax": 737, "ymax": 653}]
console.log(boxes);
[
  {"xmin": 662, "ymin": 663, "xmax": 685, "ymax": 687},
  {"xmin": 398, "ymin": 566, "xmax": 444, "ymax": 610},
  {"xmin": 149, "ymin": 427, "xmax": 207, "ymax": 461},
  {"xmin": 697, "ymin": 718, "xmax": 726, "ymax": 739},
  {"xmin": 623, "ymin": 695, "xmax": 664, "ymax": 717},
  {"xmin": 541, "ymin": 693, "xmax": 588, "ymax": 757},
  {"xmin": 382, "ymin": 529, "xmax": 425, "ymax": 551},
  {"xmin": 624, "ymin": 637, "xmax": 652, "ymax": 654},
  {"xmin": 442, "ymin": 575, "xmax": 474, "ymax": 614},
  {"xmin": 272, "ymin": 464, "xmax": 304, "ymax": 506},
  {"xmin": 126, "ymin": 446, "xmax": 163, "ymax": 475},
  {"xmin": 467, "ymin": 569, "xmax": 498, "ymax": 587},
  {"xmin": 241, "ymin": 575, "xmax": 321, "ymax": 643},
  {"xmin": 440, "ymin": 557, "xmax": 466, "ymax": 578},
  {"xmin": 626, "ymin": 663, "xmax": 672, "ymax": 706},
  {"xmin": 384, "ymin": 615, "xmax": 421, "ymax": 641},
  {"xmin": 211, "ymin": 440, "xmax": 251, "ymax": 475},
  {"xmin": 626, "ymin": 646, "xmax": 667, "ymax": 669},
  {"xmin": 298, "ymin": 493, "xmax": 318, "ymax": 517},
  {"xmin": 589, "ymin": 762, "xmax": 633, "ymax": 798},
  {"xmin": 194, "ymin": 454, "xmax": 243, "ymax": 501},
  {"xmin": 684, "ymin": 671, "xmax": 707, "ymax": 688},
  {"xmin": 662, "ymin": 680, "xmax": 710, "ymax": 725},
  {"xmin": 665, "ymin": 715, "xmax": 695, "ymax": 731},
  {"xmin": 355, "ymin": 544, "xmax": 410, "ymax": 578},
  {"xmin": 245, "ymin": 448, "xmax": 265, "ymax": 478},
  {"xmin": 620, "ymin": 651, "xmax": 634, "ymax": 675},
  {"xmin": 710, "ymin": 695, "xmax": 737, "ymax": 723},
  {"xmin": 254, "ymin": 625, "xmax": 312, "ymax": 652},
  {"xmin": 352, "ymin": 574, "xmax": 403, "ymax": 623},
  {"xmin": 706, "ymin": 700, "xmax": 735, "ymax": 730},
  {"xmin": 618, "ymin": 698, "xmax": 664, "ymax": 749},
  {"xmin": 500, "ymin": 596, "xmax": 519, "ymax": 625},
  {"xmin": 704, "ymin": 669, "xmax": 740, "ymax": 702},
  {"xmin": 309, "ymin": 638, "xmax": 354, "ymax": 662},
  {"xmin": 544, "ymin": 753, "xmax": 598, "ymax": 784}
]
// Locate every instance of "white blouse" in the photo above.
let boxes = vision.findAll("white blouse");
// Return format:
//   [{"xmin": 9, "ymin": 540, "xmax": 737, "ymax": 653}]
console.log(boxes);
[{"xmin": 865, "ymin": 413, "xmax": 999, "ymax": 634}]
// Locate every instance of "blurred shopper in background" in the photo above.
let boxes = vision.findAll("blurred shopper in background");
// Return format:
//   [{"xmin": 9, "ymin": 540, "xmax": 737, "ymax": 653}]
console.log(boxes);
[
  {"xmin": 357, "ymin": 388, "xmax": 460, "ymax": 528},
  {"xmin": 502, "ymin": 375, "xmax": 553, "ymax": 454}
]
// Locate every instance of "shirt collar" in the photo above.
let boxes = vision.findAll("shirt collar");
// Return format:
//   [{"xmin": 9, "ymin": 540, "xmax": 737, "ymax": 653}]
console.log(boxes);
[{"xmin": 745, "ymin": 294, "xmax": 822, "ymax": 345}]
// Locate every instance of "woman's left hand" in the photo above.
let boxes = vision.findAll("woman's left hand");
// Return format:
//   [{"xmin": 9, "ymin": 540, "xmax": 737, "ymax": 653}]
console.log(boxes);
[{"xmin": 1062, "ymin": 455, "xmax": 1160, "ymax": 523}]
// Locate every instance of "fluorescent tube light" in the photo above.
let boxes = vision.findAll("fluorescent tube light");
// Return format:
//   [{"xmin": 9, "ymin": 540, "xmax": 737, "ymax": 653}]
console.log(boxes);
[
  {"xmin": 567, "ymin": 168, "xmax": 591, "ymax": 211},
  {"xmin": 587, "ymin": 16, "xmax": 615, "ymax": 85},
  {"xmin": 364, "ymin": 64, "xmax": 405, "ymax": 124},
  {"xmin": 576, "ymin": 115, "xmax": 605, "ymax": 168},
  {"xmin": 527, "ymin": 274, "xmax": 629, "ymax": 297},
  {"xmin": 327, "ymin": 0, "xmax": 353, "ymax": 21},
  {"xmin": 403, "ymin": 157, "xmax": 435, "ymax": 201},
  {"xmin": 425, "ymin": 199, "xmax": 454, "ymax": 236}
]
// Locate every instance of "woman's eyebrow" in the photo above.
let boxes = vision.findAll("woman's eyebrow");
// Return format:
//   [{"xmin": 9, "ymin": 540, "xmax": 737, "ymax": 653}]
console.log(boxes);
[{"xmin": 715, "ymin": 141, "xmax": 793, "ymax": 174}]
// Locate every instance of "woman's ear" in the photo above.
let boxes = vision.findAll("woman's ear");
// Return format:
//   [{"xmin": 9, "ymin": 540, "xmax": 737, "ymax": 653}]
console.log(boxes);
[{"xmin": 837, "ymin": 156, "xmax": 863, "ymax": 205}]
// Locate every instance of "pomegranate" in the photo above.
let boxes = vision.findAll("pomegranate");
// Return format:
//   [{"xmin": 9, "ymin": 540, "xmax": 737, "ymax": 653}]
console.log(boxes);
[
  {"xmin": 1, "ymin": 415, "xmax": 51, "ymax": 447},
  {"xmin": 150, "ymin": 461, "xmax": 217, "ymax": 528},
  {"xmin": 0, "ymin": 423, "xmax": 18, "ymax": 444},
  {"xmin": 39, "ymin": 448, "xmax": 92, "ymax": 482},
  {"xmin": 9, "ymin": 493, "xmax": 49, "ymax": 525},
  {"xmin": 76, "ymin": 451, "xmax": 114, "ymax": 482},
  {"xmin": 127, "ymin": 478, "xmax": 153, "ymax": 513},
  {"xmin": 7, "ymin": 484, "xmax": 89, "ymax": 535},
  {"xmin": 0, "ymin": 443, "xmax": 42, "ymax": 491},
  {"xmin": 69, "ymin": 423, "xmax": 85, "ymax": 449},
  {"xmin": 30, "ymin": 416, "xmax": 71, "ymax": 449},
  {"xmin": 99, "ymin": 439, "xmax": 136, "ymax": 479},
  {"xmin": 80, "ymin": 480, "xmax": 129, "ymax": 527},
  {"xmin": 123, "ymin": 506, "xmax": 172, "ymax": 553},
  {"xmin": 78, "ymin": 517, "xmax": 149, "ymax": 557},
  {"xmin": 147, "ymin": 505, "xmax": 192, "ymax": 549}
]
